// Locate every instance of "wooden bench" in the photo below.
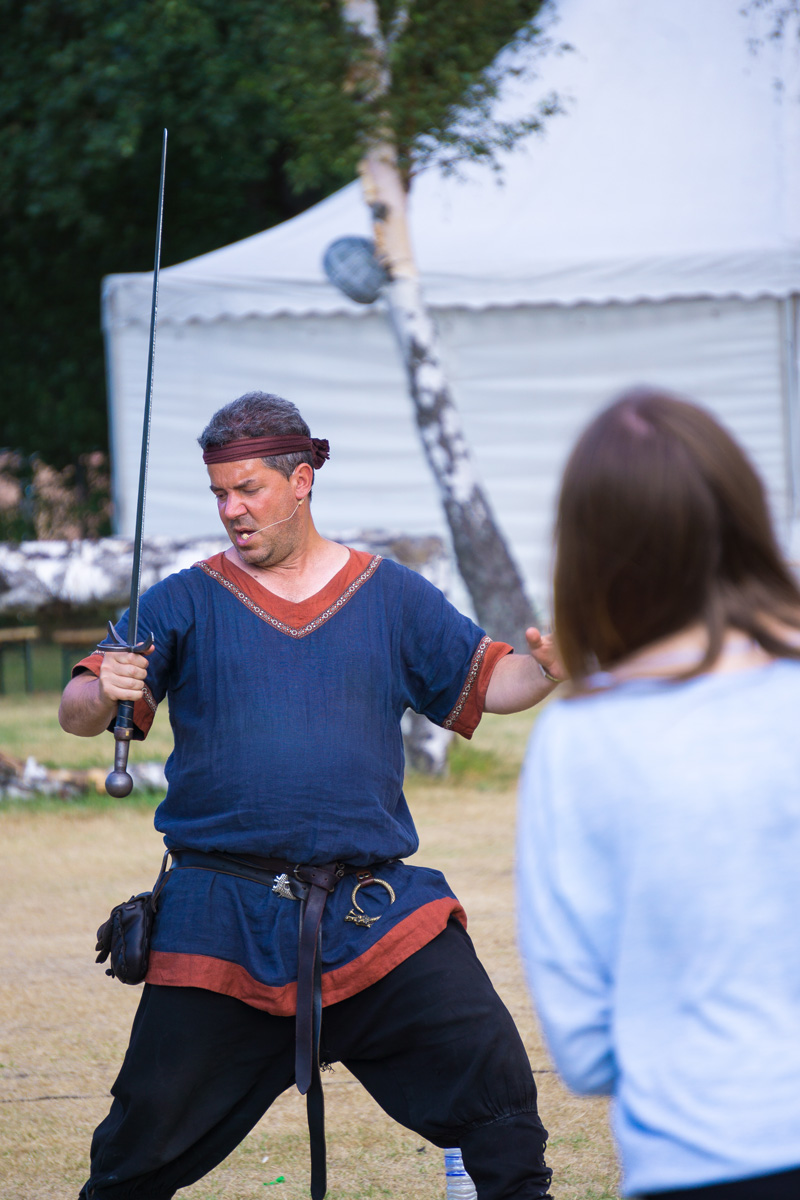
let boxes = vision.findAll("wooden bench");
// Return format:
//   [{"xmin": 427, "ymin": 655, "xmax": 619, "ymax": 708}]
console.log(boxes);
[
  {"xmin": 52, "ymin": 628, "xmax": 108, "ymax": 689},
  {"xmin": 0, "ymin": 626, "xmax": 40, "ymax": 694}
]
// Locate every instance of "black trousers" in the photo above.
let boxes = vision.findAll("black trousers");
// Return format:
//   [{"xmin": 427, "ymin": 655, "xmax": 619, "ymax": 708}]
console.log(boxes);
[
  {"xmin": 640, "ymin": 1166, "xmax": 800, "ymax": 1199},
  {"xmin": 79, "ymin": 922, "xmax": 552, "ymax": 1200}
]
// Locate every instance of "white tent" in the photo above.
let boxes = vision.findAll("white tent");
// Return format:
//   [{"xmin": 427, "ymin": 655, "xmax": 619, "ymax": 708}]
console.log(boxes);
[{"xmin": 102, "ymin": 0, "xmax": 800, "ymax": 612}]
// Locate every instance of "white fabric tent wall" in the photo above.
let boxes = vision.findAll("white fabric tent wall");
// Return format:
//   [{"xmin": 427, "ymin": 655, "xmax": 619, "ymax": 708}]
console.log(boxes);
[
  {"xmin": 106, "ymin": 295, "xmax": 797, "ymax": 613},
  {"xmin": 102, "ymin": 0, "xmax": 800, "ymax": 612}
]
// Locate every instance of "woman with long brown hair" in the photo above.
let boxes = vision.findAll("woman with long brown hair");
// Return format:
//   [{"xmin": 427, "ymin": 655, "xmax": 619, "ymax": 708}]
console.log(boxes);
[{"xmin": 517, "ymin": 389, "xmax": 800, "ymax": 1199}]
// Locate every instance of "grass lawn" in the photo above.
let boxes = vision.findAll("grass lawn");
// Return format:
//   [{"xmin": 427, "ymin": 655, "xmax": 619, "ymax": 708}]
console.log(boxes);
[
  {"xmin": 0, "ymin": 688, "xmax": 175, "ymax": 771},
  {"xmin": 0, "ymin": 640, "xmax": 99, "ymax": 696},
  {"xmin": 0, "ymin": 694, "xmax": 619, "ymax": 1200}
]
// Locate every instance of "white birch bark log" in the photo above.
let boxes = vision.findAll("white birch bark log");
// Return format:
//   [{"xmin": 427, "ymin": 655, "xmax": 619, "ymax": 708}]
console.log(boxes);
[
  {"xmin": 0, "ymin": 532, "xmax": 449, "ymax": 614},
  {"xmin": 0, "ymin": 536, "xmax": 229, "ymax": 614},
  {"xmin": 0, "ymin": 532, "xmax": 452, "ymax": 776},
  {"xmin": 343, "ymin": 0, "xmax": 538, "ymax": 648},
  {"xmin": 0, "ymin": 749, "xmax": 167, "ymax": 800}
]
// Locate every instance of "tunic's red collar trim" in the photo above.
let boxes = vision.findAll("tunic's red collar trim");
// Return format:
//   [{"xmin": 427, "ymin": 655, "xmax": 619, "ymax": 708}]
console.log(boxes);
[{"xmin": 196, "ymin": 548, "xmax": 381, "ymax": 637}]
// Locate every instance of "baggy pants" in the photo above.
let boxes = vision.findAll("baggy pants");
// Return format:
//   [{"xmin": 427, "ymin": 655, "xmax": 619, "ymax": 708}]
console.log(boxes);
[{"xmin": 79, "ymin": 922, "xmax": 552, "ymax": 1200}]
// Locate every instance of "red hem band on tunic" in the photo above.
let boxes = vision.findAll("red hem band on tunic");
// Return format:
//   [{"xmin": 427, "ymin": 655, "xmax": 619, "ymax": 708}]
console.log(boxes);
[{"xmin": 144, "ymin": 895, "xmax": 467, "ymax": 1016}]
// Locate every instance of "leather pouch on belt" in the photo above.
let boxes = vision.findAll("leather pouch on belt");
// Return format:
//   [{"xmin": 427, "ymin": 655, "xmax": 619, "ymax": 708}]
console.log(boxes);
[
  {"xmin": 95, "ymin": 892, "xmax": 155, "ymax": 985},
  {"xmin": 94, "ymin": 850, "xmax": 170, "ymax": 985}
]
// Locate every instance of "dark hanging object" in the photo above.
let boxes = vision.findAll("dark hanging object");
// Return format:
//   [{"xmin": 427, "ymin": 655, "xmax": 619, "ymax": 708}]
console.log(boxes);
[{"xmin": 322, "ymin": 236, "xmax": 389, "ymax": 304}]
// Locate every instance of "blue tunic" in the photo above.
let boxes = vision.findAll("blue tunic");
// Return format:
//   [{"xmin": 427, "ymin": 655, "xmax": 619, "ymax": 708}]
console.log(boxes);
[{"xmin": 79, "ymin": 549, "xmax": 510, "ymax": 1013}]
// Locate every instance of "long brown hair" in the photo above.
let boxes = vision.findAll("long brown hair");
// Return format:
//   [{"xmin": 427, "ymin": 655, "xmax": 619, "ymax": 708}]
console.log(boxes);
[{"xmin": 554, "ymin": 388, "xmax": 800, "ymax": 684}]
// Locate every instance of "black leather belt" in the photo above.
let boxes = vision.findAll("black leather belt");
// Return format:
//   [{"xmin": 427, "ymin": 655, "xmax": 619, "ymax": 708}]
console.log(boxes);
[{"xmin": 168, "ymin": 848, "xmax": 389, "ymax": 1199}]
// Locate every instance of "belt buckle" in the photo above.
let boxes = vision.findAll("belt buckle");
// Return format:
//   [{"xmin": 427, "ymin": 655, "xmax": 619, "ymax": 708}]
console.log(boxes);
[{"xmin": 272, "ymin": 872, "xmax": 297, "ymax": 901}]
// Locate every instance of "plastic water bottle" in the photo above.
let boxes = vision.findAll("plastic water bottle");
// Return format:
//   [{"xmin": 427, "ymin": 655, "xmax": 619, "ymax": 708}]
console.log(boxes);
[{"xmin": 444, "ymin": 1147, "xmax": 477, "ymax": 1200}]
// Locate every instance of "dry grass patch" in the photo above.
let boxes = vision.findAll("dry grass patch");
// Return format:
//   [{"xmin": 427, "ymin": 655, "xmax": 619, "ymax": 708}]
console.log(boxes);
[{"xmin": 0, "ymin": 701, "xmax": 619, "ymax": 1200}]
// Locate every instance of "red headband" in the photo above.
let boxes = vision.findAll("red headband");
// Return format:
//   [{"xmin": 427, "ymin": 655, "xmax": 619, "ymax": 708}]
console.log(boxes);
[{"xmin": 202, "ymin": 435, "xmax": 330, "ymax": 469}]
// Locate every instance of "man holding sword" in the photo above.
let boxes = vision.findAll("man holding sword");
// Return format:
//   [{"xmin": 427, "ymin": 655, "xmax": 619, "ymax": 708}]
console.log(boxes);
[{"xmin": 60, "ymin": 390, "xmax": 560, "ymax": 1200}]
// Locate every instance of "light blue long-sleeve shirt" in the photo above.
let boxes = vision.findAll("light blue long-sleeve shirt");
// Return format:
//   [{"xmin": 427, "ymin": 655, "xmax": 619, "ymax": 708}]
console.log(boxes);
[{"xmin": 517, "ymin": 660, "xmax": 800, "ymax": 1196}]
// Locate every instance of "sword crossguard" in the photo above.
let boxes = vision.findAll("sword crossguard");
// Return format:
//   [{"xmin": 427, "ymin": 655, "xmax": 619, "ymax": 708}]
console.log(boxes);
[
  {"xmin": 97, "ymin": 621, "xmax": 155, "ymax": 797},
  {"xmin": 97, "ymin": 619, "xmax": 154, "ymax": 658}
]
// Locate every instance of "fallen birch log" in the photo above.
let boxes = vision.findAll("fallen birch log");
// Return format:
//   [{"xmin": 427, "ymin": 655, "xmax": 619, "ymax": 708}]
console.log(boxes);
[
  {"xmin": 0, "ymin": 536, "xmax": 229, "ymax": 615},
  {"xmin": 0, "ymin": 749, "xmax": 168, "ymax": 800},
  {"xmin": 0, "ymin": 532, "xmax": 450, "ymax": 613},
  {"xmin": 0, "ymin": 532, "xmax": 454, "ymax": 776}
]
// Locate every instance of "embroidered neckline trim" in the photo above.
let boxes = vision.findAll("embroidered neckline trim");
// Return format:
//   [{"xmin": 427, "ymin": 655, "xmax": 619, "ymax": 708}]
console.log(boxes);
[{"xmin": 196, "ymin": 554, "xmax": 382, "ymax": 638}]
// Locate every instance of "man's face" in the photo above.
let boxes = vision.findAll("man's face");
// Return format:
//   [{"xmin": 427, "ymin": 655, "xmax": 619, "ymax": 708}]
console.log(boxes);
[{"xmin": 208, "ymin": 457, "xmax": 302, "ymax": 567}]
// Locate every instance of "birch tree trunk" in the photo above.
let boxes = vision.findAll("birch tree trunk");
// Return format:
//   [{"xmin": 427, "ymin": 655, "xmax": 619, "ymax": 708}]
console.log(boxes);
[{"xmin": 343, "ymin": 1, "xmax": 538, "ymax": 647}]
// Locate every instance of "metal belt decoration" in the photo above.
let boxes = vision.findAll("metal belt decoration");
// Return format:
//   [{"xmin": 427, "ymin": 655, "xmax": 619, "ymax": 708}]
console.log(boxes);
[
  {"xmin": 273, "ymin": 870, "xmax": 397, "ymax": 928},
  {"xmin": 98, "ymin": 129, "xmax": 168, "ymax": 798},
  {"xmin": 345, "ymin": 876, "xmax": 396, "ymax": 926},
  {"xmin": 165, "ymin": 847, "xmax": 396, "ymax": 1200}
]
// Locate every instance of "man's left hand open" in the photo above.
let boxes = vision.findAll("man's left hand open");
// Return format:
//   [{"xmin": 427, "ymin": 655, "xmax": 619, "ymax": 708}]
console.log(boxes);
[{"xmin": 525, "ymin": 627, "xmax": 566, "ymax": 685}]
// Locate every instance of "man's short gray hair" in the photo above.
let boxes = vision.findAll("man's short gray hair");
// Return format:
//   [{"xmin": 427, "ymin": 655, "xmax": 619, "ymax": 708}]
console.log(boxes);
[{"xmin": 198, "ymin": 392, "xmax": 314, "ymax": 482}]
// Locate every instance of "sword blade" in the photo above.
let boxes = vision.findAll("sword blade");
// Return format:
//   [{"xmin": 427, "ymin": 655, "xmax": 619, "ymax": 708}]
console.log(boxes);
[{"xmin": 128, "ymin": 127, "xmax": 168, "ymax": 644}]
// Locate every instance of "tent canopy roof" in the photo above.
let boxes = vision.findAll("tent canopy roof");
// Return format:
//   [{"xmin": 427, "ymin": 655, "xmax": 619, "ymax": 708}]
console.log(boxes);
[{"xmin": 103, "ymin": 0, "xmax": 800, "ymax": 328}]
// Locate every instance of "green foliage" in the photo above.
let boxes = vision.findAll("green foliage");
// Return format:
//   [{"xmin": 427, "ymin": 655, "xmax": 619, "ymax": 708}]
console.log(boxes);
[
  {"xmin": 381, "ymin": 0, "xmax": 560, "ymax": 181},
  {"xmin": 283, "ymin": 1, "xmax": 556, "ymax": 189},
  {"xmin": 0, "ymin": 0, "xmax": 359, "ymax": 468},
  {"xmin": 1, "ymin": 0, "xmax": 553, "ymax": 471}
]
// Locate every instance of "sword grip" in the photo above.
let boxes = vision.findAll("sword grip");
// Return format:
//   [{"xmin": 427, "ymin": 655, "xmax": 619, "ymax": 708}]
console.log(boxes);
[{"xmin": 106, "ymin": 701, "xmax": 135, "ymax": 797}]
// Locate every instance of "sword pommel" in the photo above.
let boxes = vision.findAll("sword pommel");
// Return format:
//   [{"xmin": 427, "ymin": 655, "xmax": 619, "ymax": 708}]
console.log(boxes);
[
  {"xmin": 106, "ymin": 712, "xmax": 135, "ymax": 797},
  {"xmin": 97, "ymin": 622, "xmax": 155, "ymax": 798}
]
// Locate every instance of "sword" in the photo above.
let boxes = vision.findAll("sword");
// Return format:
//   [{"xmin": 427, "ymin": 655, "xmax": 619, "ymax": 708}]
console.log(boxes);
[{"xmin": 98, "ymin": 128, "xmax": 167, "ymax": 798}]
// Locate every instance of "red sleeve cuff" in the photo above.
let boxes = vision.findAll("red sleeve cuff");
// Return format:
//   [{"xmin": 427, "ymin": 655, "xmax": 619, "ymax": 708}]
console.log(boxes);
[
  {"xmin": 443, "ymin": 637, "xmax": 514, "ymax": 740},
  {"xmin": 72, "ymin": 652, "xmax": 157, "ymax": 740}
]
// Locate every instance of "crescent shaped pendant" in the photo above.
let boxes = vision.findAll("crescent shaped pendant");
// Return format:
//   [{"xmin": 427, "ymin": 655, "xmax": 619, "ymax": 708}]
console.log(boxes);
[{"xmin": 344, "ymin": 877, "xmax": 396, "ymax": 927}]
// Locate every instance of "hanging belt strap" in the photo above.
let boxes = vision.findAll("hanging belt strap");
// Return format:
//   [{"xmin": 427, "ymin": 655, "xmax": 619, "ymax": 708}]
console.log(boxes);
[
  {"xmin": 168, "ymin": 848, "xmax": 385, "ymax": 1200},
  {"xmin": 292, "ymin": 863, "xmax": 344, "ymax": 1200},
  {"xmin": 293, "ymin": 863, "xmax": 342, "ymax": 1092}
]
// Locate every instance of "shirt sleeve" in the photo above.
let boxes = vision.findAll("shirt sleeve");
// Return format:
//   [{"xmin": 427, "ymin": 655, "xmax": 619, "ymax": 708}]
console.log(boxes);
[
  {"xmin": 70, "ymin": 575, "xmax": 187, "ymax": 741},
  {"xmin": 397, "ymin": 566, "xmax": 512, "ymax": 739},
  {"xmin": 72, "ymin": 650, "xmax": 158, "ymax": 739},
  {"xmin": 516, "ymin": 704, "xmax": 618, "ymax": 1095}
]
